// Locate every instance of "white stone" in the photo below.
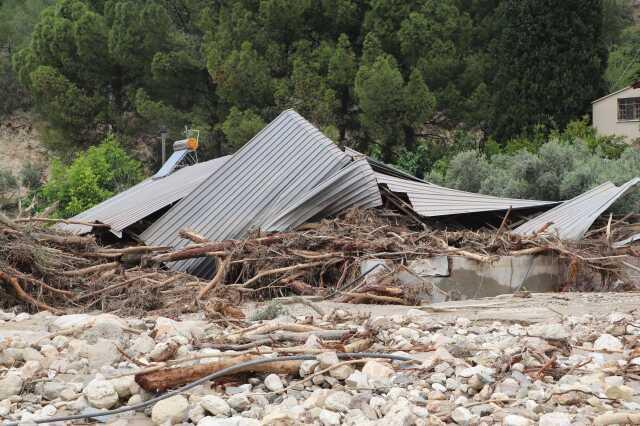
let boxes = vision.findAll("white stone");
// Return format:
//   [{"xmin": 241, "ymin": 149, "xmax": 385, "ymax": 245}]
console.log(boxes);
[
  {"xmin": 317, "ymin": 352, "xmax": 340, "ymax": 369},
  {"xmin": 318, "ymin": 409, "xmax": 341, "ymax": 425},
  {"xmin": 43, "ymin": 381, "xmax": 66, "ymax": 400},
  {"xmin": 299, "ymin": 360, "xmax": 319, "ymax": 377},
  {"xmin": 110, "ymin": 375, "xmax": 140, "ymax": 398},
  {"xmin": 227, "ymin": 394, "xmax": 250, "ymax": 411},
  {"xmin": 451, "ymin": 406, "xmax": 475, "ymax": 425},
  {"xmin": 526, "ymin": 323, "xmax": 570, "ymax": 340},
  {"xmin": 130, "ymin": 334, "xmax": 156, "ymax": 355},
  {"xmin": 200, "ymin": 394, "xmax": 231, "ymax": 416},
  {"xmin": 264, "ymin": 374, "xmax": 284, "ymax": 392},
  {"xmin": 605, "ymin": 385, "xmax": 634, "ymax": 401},
  {"xmin": 503, "ymin": 414, "xmax": 532, "ymax": 426},
  {"xmin": 324, "ymin": 391, "xmax": 351, "ymax": 412},
  {"xmin": 84, "ymin": 378, "xmax": 119, "ymax": 409},
  {"xmin": 51, "ymin": 335, "xmax": 69, "ymax": 349},
  {"xmin": 594, "ymin": 334, "xmax": 623, "ymax": 352},
  {"xmin": 151, "ymin": 395, "xmax": 189, "ymax": 425},
  {"xmin": 304, "ymin": 389, "xmax": 331, "ymax": 409},
  {"xmin": 189, "ymin": 404, "xmax": 206, "ymax": 424},
  {"xmin": 396, "ymin": 327, "xmax": 420, "ymax": 341},
  {"xmin": 53, "ymin": 314, "xmax": 92, "ymax": 329},
  {"xmin": 539, "ymin": 412, "xmax": 572, "ymax": 426},
  {"xmin": 20, "ymin": 360, "xmax": 42, "ymax": 379},
  {"xmin": 0, "ymin": 374, "xmax": 23, "ymax": 400},
  {"xmin": 345, "ymin": 370, "xmax": 369, "ymax": 389},
  {"xmin": 0, "ymin": 399, "xmax": 10, "ymax": 417},
  {"xmin": 330, "ymin": 364, "xmax": 354, "ymax": 380},
  {"xmin": 128, "ymin": 394, "xmax": 144, "ymax": 405},
  {"xmin": 362, "ymin": 360, "xmax": 394, "ymax": 384}
]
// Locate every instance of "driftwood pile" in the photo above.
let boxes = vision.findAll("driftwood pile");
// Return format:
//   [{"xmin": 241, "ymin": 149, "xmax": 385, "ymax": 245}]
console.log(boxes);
[
  {"xmin": 0, "ymin": 214, "xmax": 199, "ymax": 315},
  {"xmin": 0, "ymin": 209, "xmax": 638, "ymax": 316}
]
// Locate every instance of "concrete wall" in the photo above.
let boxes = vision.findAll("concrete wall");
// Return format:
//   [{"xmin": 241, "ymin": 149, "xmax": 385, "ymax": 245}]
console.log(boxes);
[
  {"xmin": 403, "ymin": 254, "xmax": 562, "ymax": 301},
  {"xmin": 593, "ymin": 86, "xmax": 640, "ymax": 141}
]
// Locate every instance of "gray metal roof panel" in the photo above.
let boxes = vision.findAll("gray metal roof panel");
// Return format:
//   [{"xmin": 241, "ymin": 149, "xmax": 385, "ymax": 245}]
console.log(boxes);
[
  {"xmin": 375, "ymin": 172, "xmax": 558, "ymax": 216},
  {"xmin": 56, "ymin": 155, "xmax": 230, "ymax": 236},
  {"xmin": 263, "ymin": 158, "xmax": 382, "ymax": 231},
  {"xmin": 513, "ymin": 178, "xmax": 640, "ymax": 240},
  {"xmin": 152, "ymin": 149, "xmax": 189, "ymax": 179},
  {"xmin": 141, "ymin": 110, "xmax": 381, "ymax": 277}
]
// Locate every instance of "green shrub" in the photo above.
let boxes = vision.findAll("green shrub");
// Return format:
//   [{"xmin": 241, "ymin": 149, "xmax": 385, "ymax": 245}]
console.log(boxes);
[
  {"xmin": 41, "ymin": 136, "xmax": 143, "ymax": 217},
  {"xmin": 439, "ymin": 140, "xmax": 640, "ymax": 214}
]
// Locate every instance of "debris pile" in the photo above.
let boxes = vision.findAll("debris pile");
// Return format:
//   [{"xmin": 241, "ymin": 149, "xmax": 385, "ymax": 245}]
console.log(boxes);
[
  {"xmin": 2, "ymin": 208, "xmax": 639, "ymax": 316},
  {"xmin": 0, "ymin": 214, "xmax": 200, "ymax": 316},
  {"xmin": 2, "ymin": 294, "xmax": 640, "ymax": 425}
]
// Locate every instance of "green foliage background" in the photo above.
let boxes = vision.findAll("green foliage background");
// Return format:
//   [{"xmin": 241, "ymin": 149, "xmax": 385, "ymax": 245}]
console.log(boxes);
[{"xmin": 0, "ymin": 0, "xmax": 638, "ymax": 217}]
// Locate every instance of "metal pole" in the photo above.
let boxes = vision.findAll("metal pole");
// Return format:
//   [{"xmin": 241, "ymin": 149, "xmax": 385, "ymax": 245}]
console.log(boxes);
[
  {"xmin": 161, "ymin": 135, "xmax": 166, "ymax": 164},
  {"xmin": 160, "ymin": 127, "xmax": 168, "ymax": 164}
]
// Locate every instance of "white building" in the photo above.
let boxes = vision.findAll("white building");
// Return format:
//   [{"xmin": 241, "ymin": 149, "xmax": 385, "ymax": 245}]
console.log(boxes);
[{"xmin": 592, "ymin": 82, "xmax": 640, "ymax": 141}]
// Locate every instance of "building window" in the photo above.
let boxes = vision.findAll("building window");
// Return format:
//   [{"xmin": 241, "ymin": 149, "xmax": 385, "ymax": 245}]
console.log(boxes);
[{"xmin": 618, "ymin": 97, "xmax": 640, "ymax": 121}]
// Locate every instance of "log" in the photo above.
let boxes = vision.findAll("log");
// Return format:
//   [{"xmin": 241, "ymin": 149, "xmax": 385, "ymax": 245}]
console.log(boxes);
[
  {"xmin": 509, "ymin": 247, "xmax": 549, "ymax": 256},
  {"xmin": 0, "ymin": 272, "xmax": 63, "ymax": 314},
  {"xmin": 14, "ymin": 217, "xmax": 110, "ymax": 228},
  {"xmin": 179, "ymin": 229, "xmax": 209, "ymax": 243},
  {"xmin": 286, "ymin": 280, "xmax": 317, "ymax": 295},
  {"xmin": 197, "ymin": 256, "xmax": 230, "ymax": 299},
  {"xmin": 341, "ymin": 291, "xmax": 406, "ymax": 304},
  {"xmin": 244, "ymin": 322, "xmax": 324, "ymax": 336},
  {"xmin": 135, "ymin": 354, "xmax": 303, "ymax": 392},
  {"xmin": 31, "ymin": 232, "xmax": 95, "ymax": 246},
  {"xmin": 62, "ymin": 261, "xmax": 119, "ymax": 276},
  {"xmin": 239, "ymin": 261, "xmax": 326, "ymax": 288},
  {"xmin": 244, "ymin": 329, "xmax": 351, "ymax": 342},
  {"xmin": 149, "ymin": 235, "xmax": 286, "ymax": 263}
]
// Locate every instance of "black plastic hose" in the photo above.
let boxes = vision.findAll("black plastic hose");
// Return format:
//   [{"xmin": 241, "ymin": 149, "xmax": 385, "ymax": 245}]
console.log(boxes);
[{"xmin": 4, "ymin": 352, "xmax": 417, "ymax": 426}]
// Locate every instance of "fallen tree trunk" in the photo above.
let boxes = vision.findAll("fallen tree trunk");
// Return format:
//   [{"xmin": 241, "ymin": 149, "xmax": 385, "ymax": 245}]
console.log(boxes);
[
  {"xmin": 135, "ymin": 354, "xmax": 302, "ymax": 392},
  {"xmin": 244, "ymin": 329, "xmax": 351, "ymax": 342},
  {"xmin": 0, "ymin": 272, "xmax": 63, "ymax": 315},
  {"xmin": 148, "ymin": 235, "xmax": 286, "ymax": 263}
]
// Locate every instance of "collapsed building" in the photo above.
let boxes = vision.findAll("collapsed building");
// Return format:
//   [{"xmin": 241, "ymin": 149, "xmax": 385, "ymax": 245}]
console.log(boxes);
[{"xmin": 56, "ymin": 110, "xmax": 640, "ymax": 298}]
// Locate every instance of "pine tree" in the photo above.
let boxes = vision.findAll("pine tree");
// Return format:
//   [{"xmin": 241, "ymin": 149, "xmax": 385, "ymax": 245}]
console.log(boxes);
[{"xmin": 491, "ymin": 0, "xmax": 608, "ymax": 140}]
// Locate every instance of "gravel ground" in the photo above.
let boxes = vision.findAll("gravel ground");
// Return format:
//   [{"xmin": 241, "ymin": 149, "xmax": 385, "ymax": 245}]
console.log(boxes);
[{"xmin": 1, "ymin": 292, "xmax": 640, "ymax": 425}]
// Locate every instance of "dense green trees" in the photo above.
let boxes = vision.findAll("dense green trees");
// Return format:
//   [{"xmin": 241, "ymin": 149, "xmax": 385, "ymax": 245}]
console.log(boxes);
[
  {"xmin": 490, "ymin": 0, "xmax": 608, "ymax": 140},
  {"xmin": 0, "ymin": 0, "xmax": 53, "ymax": 117},
  {"xmin": 9, "ymin": 0, "xmax": 616, "ymax": 163}
]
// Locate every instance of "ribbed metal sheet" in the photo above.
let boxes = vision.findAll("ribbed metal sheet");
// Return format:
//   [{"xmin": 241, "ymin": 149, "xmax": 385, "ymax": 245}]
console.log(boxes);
[
  {"xmin": 514, "ymin": 178, "xmax": 640, "ymax": 240},
  {"xmin": 375, "ymin": 172, "xmax": 557, "ymax": 217},
  {"xmin": 263, "ymin": 158, "xmax": 382, "ymax": 231},
  {"xmin": 141, "ymin": 110, "xmax": 382, "ymax": 276},
  {"xmin": 614, "ymin": 233, "xmax": 640, "ymax": 248},
  {"xmin": 56, "ymin": 156, "xmax": 230, "ymax": 237}
]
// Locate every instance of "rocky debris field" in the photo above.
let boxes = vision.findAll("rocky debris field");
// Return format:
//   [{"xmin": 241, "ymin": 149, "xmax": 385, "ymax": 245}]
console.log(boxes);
[{"xmin": 2, "ymin": 297, "xmax": 640, "ymax": 425}]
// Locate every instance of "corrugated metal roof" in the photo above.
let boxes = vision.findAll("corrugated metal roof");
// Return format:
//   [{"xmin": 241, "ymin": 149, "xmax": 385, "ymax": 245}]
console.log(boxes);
[
  {"xmin": 614, "ymin": 233, "xmax": 640, "ymax": 248},
  {"xmin": 263, "ymin": 158, "xmax": 382, "ymax": 231},
  {"xmin": 513, "ymin": 178, "xmax": 640, "ymax": 240},
  {"xmin": 141, "ymin": 110, "xmax": 382, "ymax": 276},
  {"xmin": 56, "ymin": 155, "xmax": 230, "ymax": 237},
  {"xmin": 375, "ymin": 172, "xmax": 558, "ymax": 217}
]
